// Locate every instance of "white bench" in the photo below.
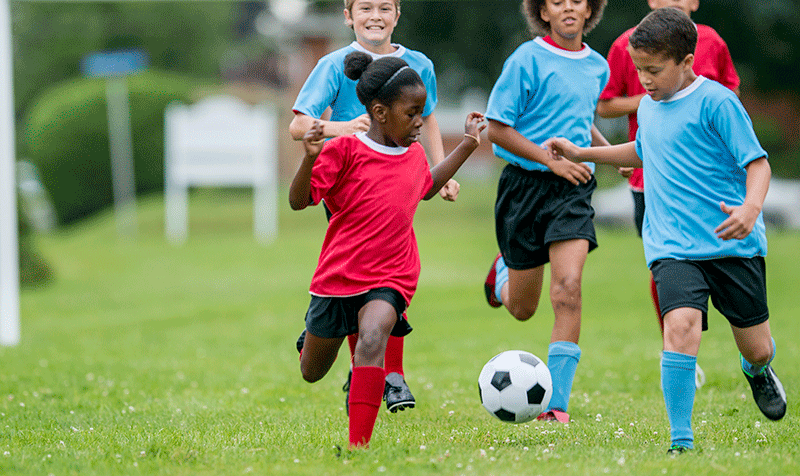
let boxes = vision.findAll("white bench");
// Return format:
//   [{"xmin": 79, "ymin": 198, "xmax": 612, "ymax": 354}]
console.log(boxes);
[{"xmin": 164, "ymin": 95, "xmax": 278, "ymax": 244}]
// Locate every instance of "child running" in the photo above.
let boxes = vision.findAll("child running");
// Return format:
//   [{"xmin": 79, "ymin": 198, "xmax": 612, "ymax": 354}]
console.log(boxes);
[
  {"xmin": 482, "ymin": 0, "xmax": 609, "ymax": 423},
  {"xmin": 596, "ymin": 0, "xmax": 740, "ymax": 389},
  {"xmin": 290, "ymin": 0, "xmax": 454, "ymax": 413},
  {"xmin": 545, "ymin": 6, "xmax": 786, "ymax": 453},
  {"xmin": 290, "ymin": 51, "xmax": 485, "ymax": 449}
]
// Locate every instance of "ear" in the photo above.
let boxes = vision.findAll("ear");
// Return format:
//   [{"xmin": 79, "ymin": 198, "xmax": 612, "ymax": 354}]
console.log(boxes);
[
  {"xmin": 682, "ymin": 53, "xmax": 695, "ymax": 71},
  {"xmin": 689, "ymin": 0, "xmax": 700, "ymax": 13},
  {"xmin": 539, "ymin": 5, "xmax": 550, "ymax": 24},
  {"xmin": 371, "ymin": 102, "xmax": 388, "ymax": 123},
  {"xmin": 343, "ymin": 8, "xmax": 354, "ymax": 29},
  {"xmin": 646, "ymin": 0, "xmax": 658, "ymax": 10}
]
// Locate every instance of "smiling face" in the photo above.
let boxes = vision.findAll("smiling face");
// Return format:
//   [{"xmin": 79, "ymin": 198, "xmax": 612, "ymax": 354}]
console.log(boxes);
[
  {"xmin": 344, "ymin": 0, "xmax": 400, "ymax": 53},
  {"xmin": 628, "ymin": 45, "xmax": 696, "ymax": 101},
  {"xmin": 539, "ymin": 0, "xmax": 593, "ymax": 43},
  {"xmin": 372, "ymin": 84, "xmax": 426, "ymax": 148}
]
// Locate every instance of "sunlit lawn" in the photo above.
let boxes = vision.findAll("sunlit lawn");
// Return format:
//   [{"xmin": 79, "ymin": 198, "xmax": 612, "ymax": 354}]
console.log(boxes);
[{"xmin": 2, "ymin": 177, "xmax": 798, "ymax": 475}]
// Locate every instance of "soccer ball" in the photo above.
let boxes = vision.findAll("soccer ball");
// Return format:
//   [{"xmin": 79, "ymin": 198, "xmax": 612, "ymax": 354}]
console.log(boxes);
[{"xmin": 478, "ymin": 350, "xmax": 552, "ymax": 423}]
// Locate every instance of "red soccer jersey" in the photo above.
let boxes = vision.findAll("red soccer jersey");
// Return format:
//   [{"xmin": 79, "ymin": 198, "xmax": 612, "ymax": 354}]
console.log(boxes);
[
  {"xmin": 307, "ymin": 132, "xmax": 434, "ymax": 306},
  {"xmin": 600, "ymin": 24, "xmax": 740, "ymax": 190}
]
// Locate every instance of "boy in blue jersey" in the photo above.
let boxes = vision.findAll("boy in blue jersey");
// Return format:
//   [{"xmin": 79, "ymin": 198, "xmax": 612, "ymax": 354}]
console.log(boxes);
[
  {"xmin": 546, "ymin": 7, "xmax": 786, "ymax": 453},
  {"xmin": 482, "ymin": 0, "xmax": 610, "ymax": 423},
  {"xmin": 290, "ymin": 0, "xmax": 451, "ymax": 416}
]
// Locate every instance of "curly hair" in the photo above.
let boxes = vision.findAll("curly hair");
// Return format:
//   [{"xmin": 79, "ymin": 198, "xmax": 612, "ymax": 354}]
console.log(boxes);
[
  {"xmin": 629, "ymin": 7, "xmax": 697, "ymax": 64},
  {"xmin": 521, "ymin": 0, "xmax": 607, "ymax": 37}
]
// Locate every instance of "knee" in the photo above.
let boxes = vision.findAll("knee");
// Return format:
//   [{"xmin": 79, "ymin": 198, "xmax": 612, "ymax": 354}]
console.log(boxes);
[
  {"xmin": 300, "ymin": 365, "xmax": 324, "ymax": 383},
  {"xmin": 506, "ymin": 299, "xmax": 537, "ymax": 321},
  {"xmin": 355, "ymin": 330, "xmax": 385, "ymax": 361},
  {"xmin": 744, "ymin": 343, "xmax": 774, "ymax": 366}
]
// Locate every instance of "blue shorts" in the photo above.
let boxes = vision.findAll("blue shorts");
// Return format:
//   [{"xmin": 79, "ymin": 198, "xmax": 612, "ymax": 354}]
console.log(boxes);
[
  {"xmin": 304, "ymin": 287, "xmax": 411, "ymax": 339},
  {"xmin": 495, "ymin": 164, "xmax": 598, "ymax": 270},
  {"xmin": 650, "ymin": 257, "xmax": 769, "ymax": 330}
]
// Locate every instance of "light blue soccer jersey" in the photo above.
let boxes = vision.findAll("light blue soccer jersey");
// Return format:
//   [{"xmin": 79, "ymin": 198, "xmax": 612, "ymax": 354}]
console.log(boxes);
[
  {"xmin": 486, "ymin": 37, "xmax": 609, "ymax": 172},
  {"xmin": 292, "ymin": 41, "xmax": 438, "ymax": 121},
  {"xmin": 635, "ymin": 77, "xmax": 768, "ymax": 266}
]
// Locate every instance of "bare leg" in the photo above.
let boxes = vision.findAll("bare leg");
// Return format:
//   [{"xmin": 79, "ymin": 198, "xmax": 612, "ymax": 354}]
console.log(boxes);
[
  {"xmin": 300, "ymin": 332, "xmax": 345, "ymax": 383},
  {"xmin": 504, "ymin": 265, "xmax": 545, "ymax": 321}
]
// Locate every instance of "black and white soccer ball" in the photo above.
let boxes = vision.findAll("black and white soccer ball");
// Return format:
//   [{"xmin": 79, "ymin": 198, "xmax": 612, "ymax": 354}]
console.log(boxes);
[{"xmin": 478, "ymin": 350, "xmax": 552, "ymax": 423}]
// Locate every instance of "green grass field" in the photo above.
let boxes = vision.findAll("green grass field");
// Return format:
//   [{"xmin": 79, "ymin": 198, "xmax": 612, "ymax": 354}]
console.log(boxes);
[{"xmin": 2, "ymin": 178, "xmax": 798, "ymax": 475}]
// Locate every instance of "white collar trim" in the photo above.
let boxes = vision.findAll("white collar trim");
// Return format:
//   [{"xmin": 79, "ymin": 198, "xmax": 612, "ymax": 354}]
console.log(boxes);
[
  {"xmin": 350, "ymin": 41, "xmax": 406, "ymax": 59},
  {"xmin": 662, "ymin": 76, "xmax": 706, "ymax": 103},
  {"xmin": 534, "ymin": 37, "xmax": 590, "ymax": 59},
  {"xmin": 356, "ymin": 131, "xmax": 408, "ymax": 155}
]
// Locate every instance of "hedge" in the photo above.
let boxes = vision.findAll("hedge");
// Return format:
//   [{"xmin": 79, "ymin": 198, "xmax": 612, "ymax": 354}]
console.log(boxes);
[{"xmin": 21, "ymin": 70, "xmax": 209, "ymax": 225}]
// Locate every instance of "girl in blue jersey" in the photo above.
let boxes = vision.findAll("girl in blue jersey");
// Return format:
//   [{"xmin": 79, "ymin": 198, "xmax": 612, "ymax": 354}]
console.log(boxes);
[
  {"xmin": 290, "ymin": 0, "xmax": 454, "ymax": 415},
  {"xmin": 546, "ymin": 7, "xmax": 785, "ymax": 453},
  {"xmin": 482, "ymin": 0, "xmax": 609, "ymax": 423}
]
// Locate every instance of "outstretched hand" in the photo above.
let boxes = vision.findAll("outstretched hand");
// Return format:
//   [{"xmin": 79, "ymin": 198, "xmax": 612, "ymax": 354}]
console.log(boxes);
[
  {"xmin": 715, "ymin": 201, "xmax": 760, "ymax": 240},
  {"xmin": 463, "ymin": 112, "xmax": 487, "ymax": 145},
  {"xmin": 302, "ymin": 120, "xmax": 326, "ymax": 158}
]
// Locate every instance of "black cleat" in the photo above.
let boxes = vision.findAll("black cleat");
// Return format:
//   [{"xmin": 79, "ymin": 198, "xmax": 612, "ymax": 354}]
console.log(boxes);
[
  {"xmin": 743, "ymin": 365, "xmax": 786, "ymax": 421},
  {"xmin": 296, "ymin": 329, "xmax": 306, "ymax": 354},
  {"xmin": 667, "ymin": 445, "xmax": 690, "ymax": 455},
  {"xmin": 384, "ymin": 372, "xmax": 415, "ymax": 413}
]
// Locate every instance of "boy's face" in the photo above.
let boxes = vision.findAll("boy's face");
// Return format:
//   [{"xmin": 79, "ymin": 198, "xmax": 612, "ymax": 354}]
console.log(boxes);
[
  {"xmin": 647, "ymin": 0, "xmax": 699, "ymax": 17},
  {"xmin": 628, "ymin": 45, "xmax": 695, "ymax": 101},
  {"xmin": 373, "ymin": 84, "xmax": 426, "ymax": 148},
  {"xmin": 344, "ymin": 1, "xmax": 400, "ymax": 48},
  {"xmin": 539, "ymin": 0, "xmax": 593, "ymax": 41}
]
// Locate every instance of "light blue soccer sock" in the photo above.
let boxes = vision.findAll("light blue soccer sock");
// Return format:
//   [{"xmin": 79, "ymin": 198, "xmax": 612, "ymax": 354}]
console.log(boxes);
[
  {"xmin": 661, "ymin": 351, "xmax": 696, "ymax": 449},
  {"xmin": 494, "ymin": 256, "xmax": 509, "ymax": 304},
  {"xmin": 547, "ymin": 341, "xmax": 581, "ymax": 412},
  {"xmin": 741, "ymin": 337, "xmax": 776, "ymax": 377}
]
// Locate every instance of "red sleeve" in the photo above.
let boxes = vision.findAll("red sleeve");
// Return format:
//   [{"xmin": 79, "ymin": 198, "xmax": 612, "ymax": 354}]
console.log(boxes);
[
  {"xmin": 309, "ymin": 138, "xmax": 347, "ymax": 207},
  {"xmin": 715, "ymin": 40, "xmax": 740, "ymax": 91},
  {"xmin": 599, "ymin": 30, "xmax": 636, "ymax": 100}
]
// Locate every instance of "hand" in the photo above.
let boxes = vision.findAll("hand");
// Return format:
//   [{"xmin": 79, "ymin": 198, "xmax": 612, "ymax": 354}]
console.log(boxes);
[
  {"xmin": 543, "ymin": 137, "xmax": 581, "ymax": 161},
  {"xmin": 548, "ymin": 158, "xmax": 593, "ymax": 185},
  {"xmin": 302, "ymin": 120, "xmax": 325, "ymax": 158},
  {"xmin": 618, "ymin": 167, "xmax": 635, "ymax": 178},
  {"xmin": 345, "ymin": 114, "xmax": 371, "ymax": 135},
  {"xmin": 438, "ymin": 178, "xmax": 460, "ymax": 201},
  {"xmin": 463, "ymin": 112, "xmax": 486, "ymax": 145},
  {"xmin": 715, "ymin": 201, "xmax": 760, "ymax": 240}
]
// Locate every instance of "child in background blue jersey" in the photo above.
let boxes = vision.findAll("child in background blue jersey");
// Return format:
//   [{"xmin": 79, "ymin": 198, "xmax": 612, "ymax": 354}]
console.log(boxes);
[
  {"xmin": 482, "ymin": 0, "xmax": 610, "ymax": 423},
  {"xmin": 290, "ymin": 0, "xmax": 456, "ymax": 415},
  {"xmin": 546, "ymin": 6, "xmax": 786, "ymax": 454}
]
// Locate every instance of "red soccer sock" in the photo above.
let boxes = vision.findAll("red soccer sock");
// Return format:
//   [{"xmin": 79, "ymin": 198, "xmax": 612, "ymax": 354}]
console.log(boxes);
[
  {"xmin": 347, "ymin": 334, "xmax": 358, "ymax": 365},
  {"xmin": 651, "ymin": 275, "xmax": 664, "ymax": 336},
  {"xmin": 348, "ymin": 366, "xmax": 384, "ymax": 448},
  {"xmin": 384, "ymin": 335, "xmax": 405, "ymax": 376}
]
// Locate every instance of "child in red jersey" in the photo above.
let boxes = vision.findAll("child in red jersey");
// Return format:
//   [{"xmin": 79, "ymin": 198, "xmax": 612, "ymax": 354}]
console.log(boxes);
[
  {"xmin": 290, "ymin": 51, "xmax": 484, "ymax": 449},
  {"xmin": 596, "ymin": 0, "xmax": 740, "ymax": 389}
]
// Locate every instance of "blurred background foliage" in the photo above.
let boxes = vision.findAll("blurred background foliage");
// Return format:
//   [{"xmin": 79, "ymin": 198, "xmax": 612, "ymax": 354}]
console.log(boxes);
[{"xmin": 8, "ymin": 0, "xmax": 800, "ymax": 284}]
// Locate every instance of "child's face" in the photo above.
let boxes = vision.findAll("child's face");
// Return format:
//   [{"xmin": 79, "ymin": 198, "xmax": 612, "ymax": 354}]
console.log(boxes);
[
  {"xmin": 344, "ymin": 1, "xmax": 400, "ymax": 48},
  {"xmin": 376, "ymin": 84, "xmax": 426, "ymax": 148},
  {"xmin": 647, "ymin": 0, "xmax": 699, "ymax": 17},
  {"xmin": 539, "ymin": 0, "xmax": 593, "ymax": 41},
  {"xmin": 628, "ymin": 45, "xmax": 695, "ymax": 101}
]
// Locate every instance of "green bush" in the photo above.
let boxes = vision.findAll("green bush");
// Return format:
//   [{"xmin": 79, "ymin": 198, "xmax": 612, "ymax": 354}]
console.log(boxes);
[
  {"xmin": 751, "ymin": 115, "xmax": 800, "ymax": 179},
  {"xmin": 21, "ymin": 70, "xmax": 209, "ymax": 225}
]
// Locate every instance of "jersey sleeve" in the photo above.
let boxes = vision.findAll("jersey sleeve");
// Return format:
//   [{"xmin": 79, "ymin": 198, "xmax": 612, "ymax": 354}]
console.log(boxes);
[
  {"xmin": 714, "ymin": 40, "xmax": 740, "ymax": 91},
  {"xmin": 486, "ymin": 51, "xmax": 535, "ymax": 128},
  {"xmin": 309, "ymin": 140, "xmax": 347, "ymax": 206},
  {"xmin": 709, "ymin": 96, "xmax": 767, "ymax": 169},
  {"xmin": 419, "ymin": 58, "xmax": 438, "ymax": 117},
  {"xmin": 599, "ymin": 36, "xmax": 631, "ymax": 100},
  {"xmin": 292, "ymin": 57, "xmax": 341, "ymax": 119}
]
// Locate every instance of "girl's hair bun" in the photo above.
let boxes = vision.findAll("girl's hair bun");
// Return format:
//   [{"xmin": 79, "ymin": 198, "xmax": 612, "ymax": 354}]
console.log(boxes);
[{"xmin": 344, "ymin": 51, "xmax": 373, "ymax": 80}]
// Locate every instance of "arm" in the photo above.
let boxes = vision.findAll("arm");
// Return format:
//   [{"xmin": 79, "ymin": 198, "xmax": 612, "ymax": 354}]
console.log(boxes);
[
  {"xmin": 596, "ymin": 94, "xmax": 646, "ymax": 119},
  {"xmin": 422, "ymin": 113, "xmax": 460, "ymax": 201},
  {"xmin": 715, "ymin": 157, "xmax": 771, "ymax": 240},
  {"xmin": 288, "ymin": 122, "xmax": 326, "ymax": 210},
  {"xmin": 425, "ymin": 112, "xmax": 485, "ymax": 200},
  {"xmin": 289, "ymin": 112, "xmax": 370, "ymax": 141},
  {"xmin": 591, "ymin": 124, "xmax": 611, "ymax": 147},
  {"xmin": 487, "ymin": 120, "xmax": 592, "ymax": 185},
  {"xmin": 545, "ymin": 137, "xmax": 642, "ymax": 168}
]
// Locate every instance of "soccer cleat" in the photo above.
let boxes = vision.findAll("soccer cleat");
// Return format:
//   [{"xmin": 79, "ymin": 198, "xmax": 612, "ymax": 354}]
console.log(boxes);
[
  {"xmin": 296, "ymin": 329, "xmax": 306, "ymax": 354},
  {"xmin": 667, "ymin": 444, "xmax": 690, "ymax": 455},
  {"xmin": 536, "ymin": 409, "xmax": 570, "ymax": 423},
  {"xmin": 484, "ymin": 253, "xmax": 503, "ymax": 308},
  {"xmin": 743, "ymin": 365, "xmax": 786, "ymax": 421},
  {"xmin": 384, "ymin": 372, "xmax": 415, "ymax": 413},
  {"xmin": 695, "ymin": 363, "xmax": 706, "ymax": 389},
  {"xmin": 343, "ymin": 369, "xmax": 352, "ymax": 415}
]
